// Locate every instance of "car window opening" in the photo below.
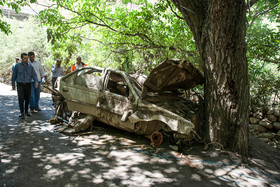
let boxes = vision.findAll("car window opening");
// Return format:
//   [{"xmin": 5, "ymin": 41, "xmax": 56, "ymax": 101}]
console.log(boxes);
[{"xmin": 107, "ymin": 72, "xmax": 129, "ymax": 97}]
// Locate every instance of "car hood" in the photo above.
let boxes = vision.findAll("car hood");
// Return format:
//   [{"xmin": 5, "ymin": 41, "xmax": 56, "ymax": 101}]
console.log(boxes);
[{"xmin": 143, "ymin": 59, "xmax": 204, "ymax": 97}]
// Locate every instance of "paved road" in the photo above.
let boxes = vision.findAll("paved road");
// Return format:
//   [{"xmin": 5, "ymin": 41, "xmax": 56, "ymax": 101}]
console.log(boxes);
[{"xmin": 0, "ymin": 83, "xmax": 280, "ymax": 186}]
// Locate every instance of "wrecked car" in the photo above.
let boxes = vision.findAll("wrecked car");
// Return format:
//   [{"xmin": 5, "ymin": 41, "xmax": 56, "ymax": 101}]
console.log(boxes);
[{"xmin": 53, "ymin": 59, "xmax": 204, "ymax": 146}]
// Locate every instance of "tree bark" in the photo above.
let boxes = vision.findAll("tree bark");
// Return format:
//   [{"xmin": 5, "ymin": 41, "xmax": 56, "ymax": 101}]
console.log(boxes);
[{"xmin": 172, "ymin": 0, "xmax": 249, "ymax": 155}]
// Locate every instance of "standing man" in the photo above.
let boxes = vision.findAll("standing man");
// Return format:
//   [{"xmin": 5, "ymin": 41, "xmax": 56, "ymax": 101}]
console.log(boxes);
[
  {"xmin": 10, "ymin": 57, "xmax": 20, "ymax": 90},
  {"xmin": 71, "ymin": 56, "xmax": 87, "ymax": 71},
  {"xmin": 28, "ymin": 51, "xmax": 46, "ymax": 112},
  {"xmin": 12, "ymin": 53, "xmax": 38, "ymax": 119},
  {"xmin": 10, "ymin": 57, "xmax": 20, "ymax": 75},
  {"xmin": 51, "ymin": 59, "xmax": 64, "ymax": 89}
]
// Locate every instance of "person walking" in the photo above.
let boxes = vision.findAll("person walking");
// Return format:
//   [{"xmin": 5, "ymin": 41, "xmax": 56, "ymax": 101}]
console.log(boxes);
[
  {"xmin": 28, "ymin": 51, "xmax": 46, "ymax": 112},
  {"xmin": 10, "ymin": 57, "xmax": 20, "ymax": 90},
  {"xmin": 12, "ymin": 53, "xmax": 38, "ymax": 119},
  {"xmin": 10, "ymin": 57, "xmax": 20, "ymax": 75},
  {"xmin": 71, "ymin": 56, "xmax": 87, "ymax": 71},
  {"xmin": 51, "ymin": 59, "xmax": 64, "ymax": 89}
]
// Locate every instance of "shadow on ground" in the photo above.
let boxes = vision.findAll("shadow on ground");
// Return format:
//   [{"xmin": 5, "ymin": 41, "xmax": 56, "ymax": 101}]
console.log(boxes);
[{"xmin": 0, "ymin": 83, "xmax": 280, "ymax": 186}]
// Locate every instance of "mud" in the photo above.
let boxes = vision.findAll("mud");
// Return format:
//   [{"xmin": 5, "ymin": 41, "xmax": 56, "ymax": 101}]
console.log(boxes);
[{"xmin": 0, "ymin": 83, "xmax": 280, "ymax": 186}]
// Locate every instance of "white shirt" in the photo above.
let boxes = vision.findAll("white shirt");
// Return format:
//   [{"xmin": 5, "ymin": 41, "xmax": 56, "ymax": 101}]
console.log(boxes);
[
  {"xmin": 51, "ymin": 65, "xmax": 64, "ymax": 78},
  {"xmin": 29, "ymin": 60, "xmax": 45, "ymax": 82}
]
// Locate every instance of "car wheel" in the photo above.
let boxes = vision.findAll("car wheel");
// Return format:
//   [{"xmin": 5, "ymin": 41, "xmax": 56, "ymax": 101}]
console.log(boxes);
[{"xmin": 150, "ymin": 131, "xmax": 163, "ymax": 146}]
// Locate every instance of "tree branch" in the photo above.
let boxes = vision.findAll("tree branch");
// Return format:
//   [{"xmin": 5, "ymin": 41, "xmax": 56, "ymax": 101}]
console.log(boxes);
[{"xmin": 166, "ymin": 0, "xmax": 184, "ymax": 20}]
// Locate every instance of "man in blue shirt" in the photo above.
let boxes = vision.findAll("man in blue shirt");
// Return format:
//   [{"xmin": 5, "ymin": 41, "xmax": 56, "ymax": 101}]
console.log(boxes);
[
  {"xmin": 12, "ymin": 53, "xmax": 38, "ymax": 119},
  {"xmin": 51, "ymin": 59, "xmax": 64, "ymax": 89}
]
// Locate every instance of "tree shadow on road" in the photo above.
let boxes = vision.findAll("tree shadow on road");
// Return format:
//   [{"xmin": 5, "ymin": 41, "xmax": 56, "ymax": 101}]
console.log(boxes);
[{"xmin": 1, "ymin": 93, "xmax": 280, "ymax": 186}]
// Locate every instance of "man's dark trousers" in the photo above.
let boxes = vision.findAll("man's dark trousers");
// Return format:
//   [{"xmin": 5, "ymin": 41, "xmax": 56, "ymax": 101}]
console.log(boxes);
[{"xmin": 17, "ymin": 83, "xmax": 31, "ymax": 114}]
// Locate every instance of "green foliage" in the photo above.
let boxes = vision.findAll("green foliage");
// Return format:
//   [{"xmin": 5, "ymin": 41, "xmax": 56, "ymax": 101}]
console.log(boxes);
[
  {"xmin": 0, "ymin": 0, "xmax": 32, "ymax": 34},
  {"xmin": 247, "ymin": 0, "xmax": 280, "ymax": 106},
  {"xmin": 0, "ymin": 17, "xmax": 50, "ymax": 72},
  {"xmin": 249, "ymin": 62, "xmax": 280, "ymax": 106},
  {"xmin": 37, "ymin": 0, "xmax": 199, "ymax": 74}
]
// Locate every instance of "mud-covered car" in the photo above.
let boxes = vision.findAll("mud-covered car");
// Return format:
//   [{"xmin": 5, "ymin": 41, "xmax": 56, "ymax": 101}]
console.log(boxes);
[{"xmin": 54, "ymin": 59, "xmax": 204, "ymax": 146}]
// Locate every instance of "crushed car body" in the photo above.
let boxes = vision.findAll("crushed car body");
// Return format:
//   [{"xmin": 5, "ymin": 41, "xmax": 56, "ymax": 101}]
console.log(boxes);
[{"xmin": 54, "ymin": 59, "xmax": 204, "ymax": 145}]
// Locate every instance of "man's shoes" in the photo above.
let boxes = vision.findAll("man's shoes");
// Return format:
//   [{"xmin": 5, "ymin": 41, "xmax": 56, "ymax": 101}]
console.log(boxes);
[
  {"xmin": 35, "ymin": 108, "xmax": 41, "ymax": 111},
  {"xmin": 19, "ymin": 113, "xmax": 25, "ymax": 119},
  {"xmin": 30, "ymin": 109, "xmax": 35, "ymax": 113},
  {"xmin": 25, "ymin": 113, "xmax": 31, "ymax": 116}
]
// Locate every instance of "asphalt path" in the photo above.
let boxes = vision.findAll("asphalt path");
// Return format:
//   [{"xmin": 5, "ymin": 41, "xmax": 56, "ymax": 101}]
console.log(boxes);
[{"xmin": 1, "ymin": 83, "xmax": 280, "ymax": 186}]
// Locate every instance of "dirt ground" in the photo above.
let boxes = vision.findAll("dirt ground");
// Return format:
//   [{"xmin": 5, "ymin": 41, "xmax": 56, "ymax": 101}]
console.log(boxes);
[{"xmin": 1, "ymin": 82, "xmax": 280, "ymax": 187}]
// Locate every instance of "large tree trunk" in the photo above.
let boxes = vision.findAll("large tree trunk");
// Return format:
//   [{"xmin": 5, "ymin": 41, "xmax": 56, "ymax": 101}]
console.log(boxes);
[{"xmin": 172, "ymin": 0, "xmax": 249, "ymax": 155}]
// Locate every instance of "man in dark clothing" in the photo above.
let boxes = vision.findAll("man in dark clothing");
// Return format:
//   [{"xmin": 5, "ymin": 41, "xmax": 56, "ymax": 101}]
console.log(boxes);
[{"xmin": 12, "ymin": 53, "xmax": 38, "ymax": 119}]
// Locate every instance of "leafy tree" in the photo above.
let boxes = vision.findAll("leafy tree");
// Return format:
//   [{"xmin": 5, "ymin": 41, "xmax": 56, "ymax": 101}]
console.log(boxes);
[
  {"xmin": 37, "ymin": 0, "xmax": 199, "ymax": 73},
  {"xmin": 0, "ymin": 0, "xmax": 36, "ymax": 34},
  {"xmin": 0, "ymin": 16, "xmax": 50, "ymax": 74}
]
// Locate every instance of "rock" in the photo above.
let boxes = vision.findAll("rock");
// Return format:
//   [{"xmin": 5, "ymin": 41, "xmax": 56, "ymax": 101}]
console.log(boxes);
[
  {"xmin": 169, "ymin": 145, "xmax": 179, "ymax": 151},
  {"xmin": 259, "ymin": 138, "xmax": 270, "ymax": 142},
  {"xmin": 267, "ymin": 108, "xmax": 275, "ymax": 115},
  {"xmin": 261, "ymin": 106, "xmax": 269, "ymax": 115},
  {"xmin": 249, "ymin": 124, "xmax": 259, "ymax": 131},
  {"xmin": 249, "ymin": 117, "xmax": 260, "ymax": 124},
  {"xmin": 257, "ymin": 133, "xmax": 275, "ymax": 139},
  {"xmin": 258, "ymin": 125, "xmax": 268, "ymax": 132},
  {"xmin": 259, "ymin": 120, "xmax": 273, "ymax": 130},
  {"xmin": 253, "ymin": 111, "xmax": 263, "ymax": 119},
  {"xmin": 274, "ymin": 109, "xmax": 280, "ymax": 117},
  {"xmin": 273, "ymin": 122, "xmax": 280, "ymax": 130},
  {"xmin": 275, "ymin": 131, "xmax": 280, "ymax": 140},
  {"xmin": 267, "ymin": 115, "xmax": 277, "ymax": 122}
]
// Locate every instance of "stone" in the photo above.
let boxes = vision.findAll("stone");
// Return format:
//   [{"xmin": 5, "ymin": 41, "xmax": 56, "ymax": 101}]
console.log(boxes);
[
  {"xmin": 258, "ymin": 125, "xmax": 268, "ymax": 132},
  {"xmin": 275, "ymin": 131, "xmax": 280, "ymax": 140},
  {"xmin": 261, "ymin": 106, "xmax": 269, "ymax": 115},
  {"xmin": 259, "ymin": 120, "xmax": 273, "ymax": 130},
  {"xmin": 169, "ymin": 145, "xmax": 179, "ymax": 151},
  {"xmin": 267, "ymin": 115, "xmax": 277, "ymax": 122},
  {"xmin": 259, "ymin": 138, "xmax": 270, "ymax": 142},
  {"xmin": 274, "ymin": 109, "xmax": 280, "ymax": 117},
  {"xmin": 267, "ymin": 108, "xmax": 275, "ymax": 115},
  {"xmin": 249, "ymin": 117, "xmax": 260, "ymax": 124},
  {"xmin": 253, "ymin": 111, "xmax": 262, "ymax": 119},
  {"xmin": 257, "ymin": 133, "xmax": 275, "ymax": 139},
  {"xmin": 273, "ymin": 122, "xmax": 280, "ymax": 130},
  {"xmin": 249, "ymin": 124, "xmax": 259, "ymax": 131}
]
